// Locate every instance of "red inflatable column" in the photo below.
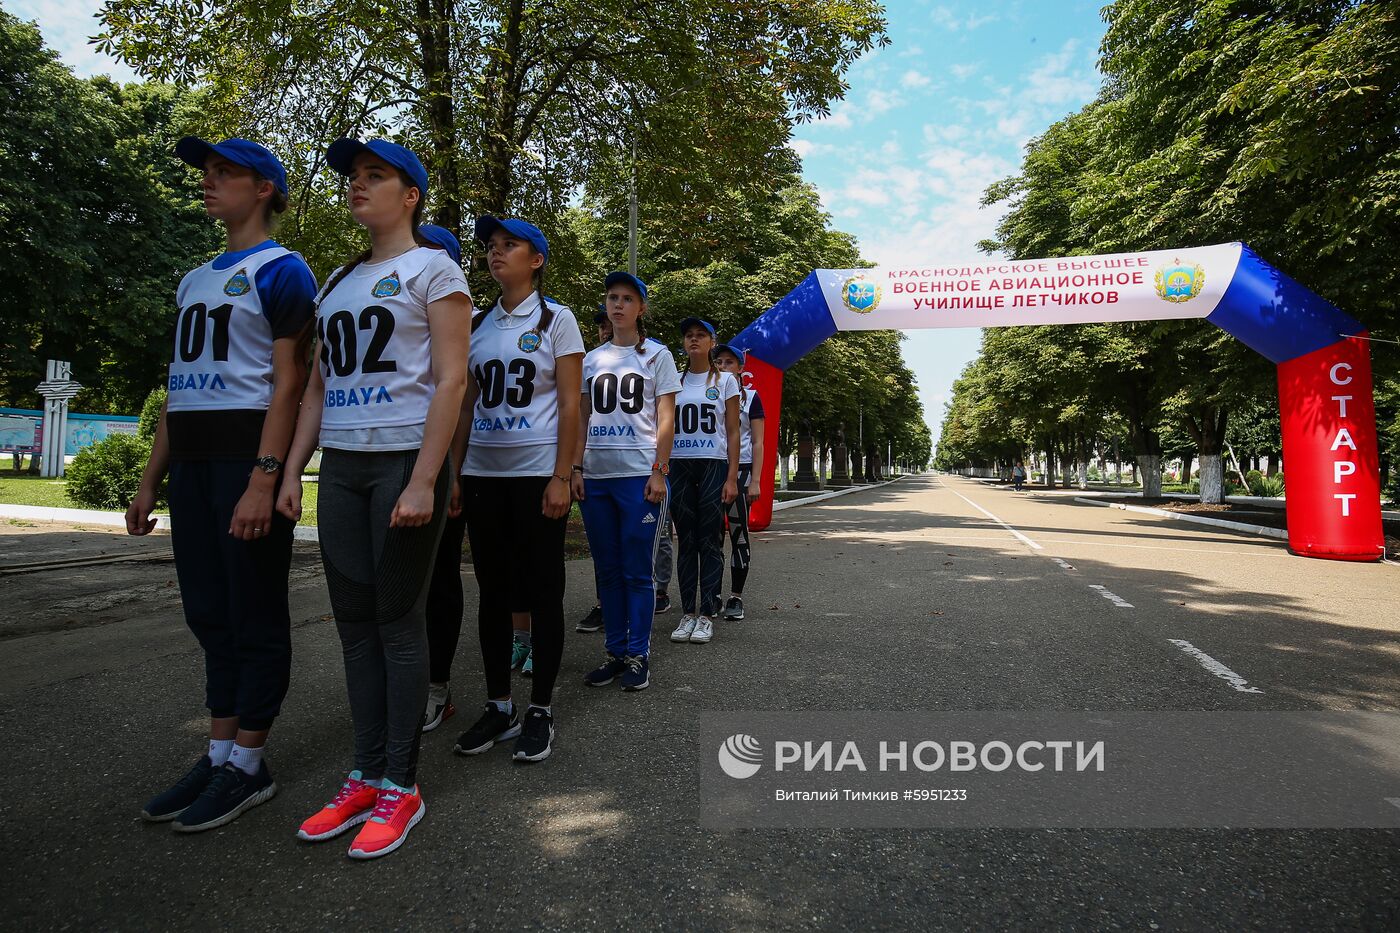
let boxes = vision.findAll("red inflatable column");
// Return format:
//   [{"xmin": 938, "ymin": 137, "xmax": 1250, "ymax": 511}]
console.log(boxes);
[
  {"xmin": 1276, "ymin": 335, "xmax": 1384, "ymax": 561},
  {"xmin": 742, "ymin": 356, "xmax": 784, "ymax": 532}
]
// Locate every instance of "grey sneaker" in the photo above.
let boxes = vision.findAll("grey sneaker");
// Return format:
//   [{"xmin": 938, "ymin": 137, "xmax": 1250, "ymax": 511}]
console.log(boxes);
[
  {"xmin": 722, "ymin": 596, "xmax": 745, "ymax": 621},
  {"xmin": 689, "ymin": 616, "xmax": 714, "ymax": 644}
]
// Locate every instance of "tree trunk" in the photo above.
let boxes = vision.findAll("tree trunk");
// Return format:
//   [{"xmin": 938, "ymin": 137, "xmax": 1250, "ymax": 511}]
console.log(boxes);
[
  {"xmin": 1198, "ymin": 453, "xmax": 1224, "ymax": 504},
  {"xmin": 1044, "ymin": 448, "xmax": 1056, "ymax": 488},
  {"xmin": 1077, "ymin": 460, "xmax": 1088, "ymax": 490},
  {"xmin": 1137, "ymin": 454, "xmax": 1162, "ymax": 498},
  {"xmin": 1266, "ymin": 451, "xmax": 1280, "ymax": 476},
  {"xmin": 818, "ymin": 444, "xmax": 829, "ymax": 489},
  {"xmin": 1180, "ymin": 450, "xmax": 1194, "ymax": 484},
  {"xmin": 415, "ymin": 0, "xmax": 463, "ymax": 234},
  {"xmin": 779, "ymin": 452, "xmax": 790, "ymax": 489}
]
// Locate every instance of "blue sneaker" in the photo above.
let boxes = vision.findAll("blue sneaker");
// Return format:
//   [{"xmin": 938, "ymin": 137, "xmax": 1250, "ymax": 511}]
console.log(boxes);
[
  {"xmin": 620, "ymin": 655, "xmax": 650, "ymax": 691},
  {"xmin": 521, "ymin": 648, "xmax": 534, "ymax": 677},
  {"xmin": 584, "ymin": 654, "xmax": 626, "ymax": 687},
  {"xmin": 141, "ymin": 755, "xmax": 215, "ymax": 822},
  {"xmin": 510, "ymin": 637, "xmax": 531, "ymax": 670},
  {"xmin": 172, "ymin": 761, "xmax": 277, "ymax": 833}
]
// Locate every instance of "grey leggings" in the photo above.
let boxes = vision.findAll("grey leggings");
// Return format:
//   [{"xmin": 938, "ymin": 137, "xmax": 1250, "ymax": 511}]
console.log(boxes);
[{"xmin": 318, "ymin": 448, "xmax": 450, "ymax": 787}]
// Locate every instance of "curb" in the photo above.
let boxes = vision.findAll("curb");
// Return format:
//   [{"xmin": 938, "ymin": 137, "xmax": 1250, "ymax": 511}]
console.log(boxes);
[
  {"xmin": 0, "ymin": 503, "xmax": 321, "ymax": 542},
  {"xmin": 772, "ymin": 476, "xmax": 904, "ymax": 511},
  {"xmin": 1072, "ymin": 497, "xmax": 1289, "ymax": 541}
]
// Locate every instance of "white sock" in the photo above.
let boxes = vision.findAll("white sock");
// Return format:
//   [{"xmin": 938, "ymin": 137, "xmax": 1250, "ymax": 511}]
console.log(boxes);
[
  {"xmin": 529, "ymin": 704, "xmax": 552, "ymax": 716},
  {"xmin": 228, "ymin": 744, "xmax": 264, "ymax": 775},
  {"xmin": 208, "ymin": 739, "xmax": 234, "ymax": 767},
  {"xmin": 490, "ymin": 699, "xmax": 513, "ymax": 715},
  {"xmin": 428, "ymin": 682, "xmax": 449, "ymax": 706}
]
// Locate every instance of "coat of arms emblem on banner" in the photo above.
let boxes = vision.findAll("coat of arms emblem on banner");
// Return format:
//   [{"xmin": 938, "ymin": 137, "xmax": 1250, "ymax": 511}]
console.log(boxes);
[
  {"xmin": 842, "ymin": 275, "xmax": 882, "ymax": 314},
  {"xmin": 1154, "ymin": 260, "xmax": 1205, "ymax": 303}
]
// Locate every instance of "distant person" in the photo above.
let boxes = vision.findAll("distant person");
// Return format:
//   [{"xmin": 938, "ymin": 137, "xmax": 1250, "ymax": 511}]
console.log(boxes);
[
  {"xmin": 1012, "ymin": 462, "xmax": 1026, "ymax": 492},
  {"xmin": 668, "ymin": 318, "xmax": 740, "ymax": 645},
  {"xmin": 129, "ymin": 137, "xmax": 315, "ymax": 833},
  {"xmin": 712, "ymin": 344, "xmax": 763, "ymax": 621},
  {"xmin": 573, "ymin": 271, "xmax": 679, "ymax": 690}
]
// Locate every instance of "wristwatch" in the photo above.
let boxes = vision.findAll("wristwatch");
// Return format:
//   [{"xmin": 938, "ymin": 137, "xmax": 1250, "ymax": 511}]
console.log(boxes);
[
  {"xmin": 652, "ymin": 460, "xmax": 670, "ymax": 477},
  {"xmin": 571, "ymin": 464, "xmax": 585, "ymax": 475},
  {"xmin": 254, "ymin": 455, "xmax": 282, "ymax": 475}
]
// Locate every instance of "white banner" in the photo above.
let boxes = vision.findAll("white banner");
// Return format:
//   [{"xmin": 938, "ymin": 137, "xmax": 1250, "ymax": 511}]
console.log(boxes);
[{"xmin": 818, "ymin": 243, "xmax": 1243, "ymax": 331}]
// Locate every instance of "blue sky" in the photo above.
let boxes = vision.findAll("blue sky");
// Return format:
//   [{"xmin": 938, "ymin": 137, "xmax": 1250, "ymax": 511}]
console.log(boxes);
[{"xmin": 7, "ymin": 0, "xmax": 1108, "ymax": 445}]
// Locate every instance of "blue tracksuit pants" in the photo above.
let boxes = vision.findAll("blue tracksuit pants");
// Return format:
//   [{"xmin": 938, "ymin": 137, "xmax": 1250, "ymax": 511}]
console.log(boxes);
[{"xmin": 580, "ymin": 476, "xmax": 668, "ymax": 658}]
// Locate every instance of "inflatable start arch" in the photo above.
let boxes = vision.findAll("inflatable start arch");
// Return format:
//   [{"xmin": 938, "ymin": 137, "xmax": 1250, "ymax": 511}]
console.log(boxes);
[{"xmin": 732, "ymin": 243, "xmax": 1384, "ymax": 562}]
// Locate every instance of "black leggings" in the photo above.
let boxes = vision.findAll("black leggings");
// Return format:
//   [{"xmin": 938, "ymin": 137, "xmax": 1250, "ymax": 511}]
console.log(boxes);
[
  {"xmin": 318, "ymin": 448, "xmax": 450, "ymax": 786},
  {"xmin": 425, "ymin": 503, "xmax": 467, "ymax": 683},
  {"xmin": 726, "ymin": 466, "xmax": 752, "ymax": 595},
  {"xmin": 463, "ymin": 474, "xmax": 566, "ymax": 707},
  {"xmin": 669, "ymin": 458, "xmax": 727, "ymax": 617}
]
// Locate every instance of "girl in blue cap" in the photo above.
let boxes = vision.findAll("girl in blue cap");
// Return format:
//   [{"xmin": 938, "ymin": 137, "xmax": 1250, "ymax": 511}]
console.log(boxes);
[
  {"xmin": 278, "ymin": 139, "xmax": 472, "ymax": 859},
  {"xmin": 572, "ymin": 272, "xmax": 680, "ymax": 690},
  {"xmin": 128, "ymin": 137, "xmax": 316, "ymax": 833},
  {"xmin": 450, "ymin": 216, "xmax": 584, "ymax": 763},
  {"xmin": 667, "ymin": 318, "xmax": 740, "ymax": 644},
  {"xmin": 713, "ymin": 344, "xmax": 764, "ymax": 621}
]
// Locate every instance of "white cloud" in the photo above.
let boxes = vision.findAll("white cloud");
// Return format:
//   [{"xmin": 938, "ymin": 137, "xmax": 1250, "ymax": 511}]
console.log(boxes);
[
  {"xmin": 930, "ymin": 6, "xmax": 1000, "ymax": 32},
  {"xmin": 8, "ymin": 0, "xmax": 139, "ymax": 81},
  {"xmin": 1024, "ymin": 38, "xmax": 1099, "ymax": 106},
  {"xmin": 950, "ymin": 63, "xmax": 979, "ymax": 82},
  {"xmin": 866, "ymin": 88, "xmax": 903, "ymax": 114},
  {"xmin": 901, "ymin": 69, "xmax": 932, "ymax": 89}
]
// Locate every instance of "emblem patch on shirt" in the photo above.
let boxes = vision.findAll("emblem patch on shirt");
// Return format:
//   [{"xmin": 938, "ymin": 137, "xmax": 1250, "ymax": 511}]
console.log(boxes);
[
  {"xmin": 223, "ymin": 268, "xmax": 251, "ymax": 297},
  {"xmin": 705, "ymin": 386, "xmax": 720, "ymax": 400},
  {"xmin": 372, "ymin": 271, "xmax": 402, "ymax": 298},
  {"xmin": 518, "ymin": 330, "xmax": 543, "ymax": 353}
]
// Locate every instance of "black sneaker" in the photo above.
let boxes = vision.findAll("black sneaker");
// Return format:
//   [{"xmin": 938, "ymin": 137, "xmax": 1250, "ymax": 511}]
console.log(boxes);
[
  {"xmin": 575, "ymin": 605, "xmax": 604, "ymax": 633},
  {"xmin": 722, "ymin": 596, "xmax": 745, "ymax": 621},
  {"xmin": 584, "ymin": 654, "xmax": 626, "ymax": 687},
  {"xmin": 620, "ymin": 655, "xmax": 650, "ymax": 691},
  {"xmin": 513, "ymin": 707, "xmax": 555, "ymax": 762},
  {"xmin": 171, "ymin": 762, "xmax": 277, "ymax": 833},
  {"xmin": 453, "ymin": 703, "xmax": 521, "ymax": 755},
  {"xmin": 654, "ymin": 592, "xmax": 672, "ymax": 614},
  {"xmin": 141, "ymin": 755, "xmax": 216, "ymax": 822}
]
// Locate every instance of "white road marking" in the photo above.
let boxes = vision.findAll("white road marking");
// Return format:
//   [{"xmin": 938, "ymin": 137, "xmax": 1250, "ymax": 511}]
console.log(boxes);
[
  {"xmin": 1088, "ymin": 584, "xmax": 1134, "ymax": 608},
  {"xmin": 1052, "ymin": 558, "xmax": 1076, "ymax": 571},
  {"xmin": 935, "ymin": 479, "xmax": 1043, "ymax": 550},
  {"xmin": 1167, "ymin": 639, "xmax": 1264, "ymax": 694}
]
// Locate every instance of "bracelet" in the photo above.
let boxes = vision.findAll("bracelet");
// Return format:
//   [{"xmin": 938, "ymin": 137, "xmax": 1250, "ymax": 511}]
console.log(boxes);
[{"xmin": 553, "ymin": 474, "xmax": 570, "ymax": 483}]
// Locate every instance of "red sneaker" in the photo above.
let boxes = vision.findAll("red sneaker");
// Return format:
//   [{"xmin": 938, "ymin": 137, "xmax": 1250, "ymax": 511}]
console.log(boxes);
[
  {"xmin": 347, "ymin": 784, "xmax": 425, "ymax": 860},
  {"xmin": 296, "ymin": 775, "xmax": 380, "ymax": 842}
]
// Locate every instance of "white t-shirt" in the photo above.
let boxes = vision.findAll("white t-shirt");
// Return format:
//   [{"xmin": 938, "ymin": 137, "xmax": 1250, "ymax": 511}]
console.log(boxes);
[
  {"xmin": 462, "ymin": 293, "xmax": 585, "ymax": 477},
  {"xmin": 582, "ymin": 338, "xmax": 682, "ymax": 478},
  {"xmin": 738, "ymin": 388, "xmax": 766, "ymax": 466},
  {"xmin": 167, "ymin": 245, "xmax": 293, "ymax": 413},
  {"xmin": 316, "ymin": 247, "xmax": 470, "ymax": 451},
  {"xmin": 671, "ymin": 370, "xmax": 740, "ymax": 461}
]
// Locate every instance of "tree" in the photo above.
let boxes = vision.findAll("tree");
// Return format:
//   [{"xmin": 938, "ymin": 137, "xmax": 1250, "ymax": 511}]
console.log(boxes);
[
  {"xmin": 1, "ymin": 11, "xmax": 218, "ymax": 412},
  {"xmin": 96, "ymin": 0, "xmax": 888, "ymax": 252}
]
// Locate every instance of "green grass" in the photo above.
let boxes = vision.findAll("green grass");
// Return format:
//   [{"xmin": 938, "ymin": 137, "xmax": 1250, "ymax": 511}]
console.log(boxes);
[{"xmin": 0, "ymin": 474, "xmax": 82, "ymax": 509}]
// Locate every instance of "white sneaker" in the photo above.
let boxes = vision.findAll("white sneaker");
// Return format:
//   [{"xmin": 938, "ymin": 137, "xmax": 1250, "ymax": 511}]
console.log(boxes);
[
  {"xmin": 670, "ymin": 614, "xmax": 697, "ymax": 642},
  {"xmin": 689, "ymin": 616, "xmax": 714, "ymax": 644}
]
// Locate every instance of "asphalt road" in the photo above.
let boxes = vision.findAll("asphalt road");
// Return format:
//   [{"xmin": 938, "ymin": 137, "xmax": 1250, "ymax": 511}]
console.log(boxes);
[{"xmin": 3, "ymin": 475, "xmax": 1399, "ymax": 931}]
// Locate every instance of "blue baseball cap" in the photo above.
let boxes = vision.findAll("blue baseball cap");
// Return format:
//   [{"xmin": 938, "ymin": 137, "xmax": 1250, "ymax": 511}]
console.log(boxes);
[
  {"xmin": 604, "ymin": 271, "xmax": 648, "ymax": 300},
  {"xmin": 713, "ymin": 344, "xmax": 746, "ymax": 367},
  {"xmin": 325, "ymin": 138, "xmax": 430, "ymax": 197},
  {"xmin": 417, "ymin": 224, "xmax": 461, "ymax": 263},
  {"xmin": 175, "ymin": 137, "xmax": 288, "ymax": 196},
  {"xmin": 678, "ymin": 317, "xmax": 716, "ymax": 338},
  {"xmin": 474, "ymin": 216, "xmax": 549, "ymax": 262}
]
